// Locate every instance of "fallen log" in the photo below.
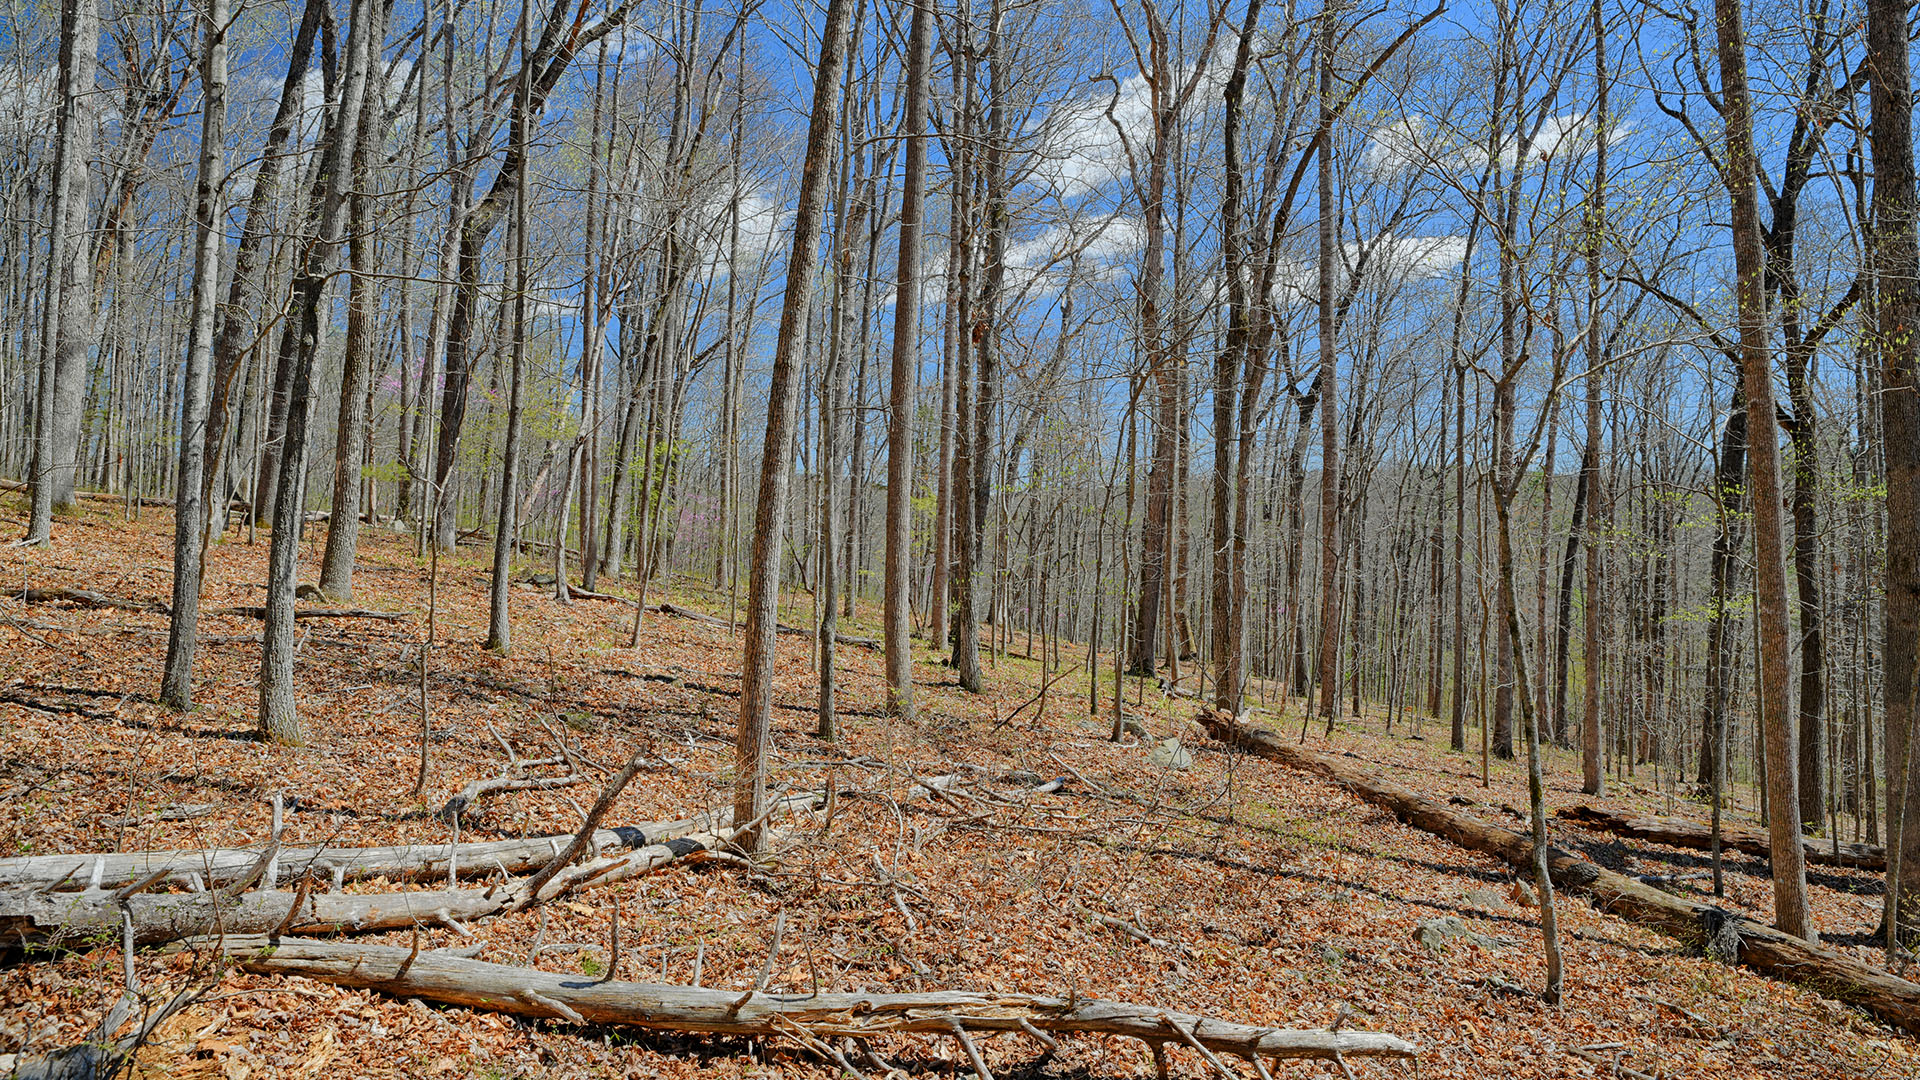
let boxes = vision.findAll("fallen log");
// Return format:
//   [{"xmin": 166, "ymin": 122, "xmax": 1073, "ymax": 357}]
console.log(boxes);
[
  {"xmin": 654, "ymin": 601, "xmax": 878, "ymax": 649},
  {"xmin": 1, "ymin": 828, "xmax": 749, "ymax": 947},
  {"xmin": 213, "ymin": 605, "xmax": 408, "ymax": 621},
  {"xmin": 0, "ymin": 478, "xmax": 240, "ymax": 512},
  {"xmin": 438, "ymin": 755, "xmax": 585, "ymax": 825},
  {"xmin": 204, "ymin": 936, "xmax": 1418, "ymax": 1068},
  {"xmin": 0, "ymin": 793, "xmax": 820, "ymax": 892},
  {"xmin": 1558, "ymin": 803, "xmax": 1885, "ymax": 871},
  {"xmin": 2, "ymin": 882, "xmax": 510, "ymax": 947},
  {"xmin": 17, "ymin": 587, "xmax": 169, "ymax": 615},
  {"xmin": 1198, "ymin": 712, "xmax": 1920, "ymax": 1035}
]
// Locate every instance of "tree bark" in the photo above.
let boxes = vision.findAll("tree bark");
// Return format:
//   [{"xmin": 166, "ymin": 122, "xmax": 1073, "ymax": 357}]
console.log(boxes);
[
  {"xmin": 883, "ymin": 0, "xmax": 933, "ymax": 720},
  {"xmin": 734, "ymin": 0, "xmax": 855, "ymax": 850},
  {"xmin": 209, "ymin": 937, "xmax": 1421, "ymax": 1064},
  {"xmin": 26, "ymin": 0, "xmax": 100, "ymax": 541},
  {"xmin": 316, "ymin": 52, "xmax": 386, "ymax": 601},
  {"xmin": 1313, "ymin": 7, "xmax": 1342, "ymax": 720},
  {"xmin": 1868, "ymin": 0, "xmax": 1920, "ymax": 943},
  {"xmin": 160, "ymin": 0, "xmax": 228, "ymax": 710},
  {"xmin": 259, "ymin": 0, "xmax": 379, "ymax": 747},
  {"xmin": 1710, "ymin": 0, "xmax": 1816, "ymax": 941}
]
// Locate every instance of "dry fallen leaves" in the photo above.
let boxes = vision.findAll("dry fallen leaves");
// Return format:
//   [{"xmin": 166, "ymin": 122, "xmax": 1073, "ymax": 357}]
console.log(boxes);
[{"xmin": 0, "ymin": 502, "xmax": 1898, "ymax": 1078}]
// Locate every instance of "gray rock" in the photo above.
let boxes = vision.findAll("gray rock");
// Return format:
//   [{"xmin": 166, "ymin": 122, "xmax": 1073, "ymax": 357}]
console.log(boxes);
[
  {"xmin": 1464, "ymin": 887, "xmax": 1509, "ymax": 911},
  {"xmin": 1149, "ymin": 737, "xmax": 1192, "ymax": 770},
  {"xmin": 1414, "ymin": 916, "xmax": 1510, "ymax": 952}
]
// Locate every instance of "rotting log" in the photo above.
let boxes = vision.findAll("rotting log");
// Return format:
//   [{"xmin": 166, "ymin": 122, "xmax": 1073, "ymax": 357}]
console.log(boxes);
[
  {"xmin": 1198, "ymin": 712, "xmax": 1920, "ymax": 1035},
  {"xmin": 1, "ymin": 827, "xmax": 761, "ymax": 947},
  {"xmin": 0, "ymin": 794, "xmax": 820, "ymax": 892},
  {"xmin": 213, "ymin": 605, "xmax": 408, "ymax": 621},
  {"xmin": 1, "ymin": 883, "xmax": 510, "ymax": 947},
  {"xmin": 17, "ymin": 587, "xmax": 170, "ymax": 614},
  {"xmin": 1558, "ymin": 804, "xmax": 1885, "ymax": 871},
  {"xmin": 203, "ymin": 936, "xmax": 1418, "ymax": 1066},
  {"xmin": 654, "ymin": 602, "xmax": 879, "ymax": 649}
]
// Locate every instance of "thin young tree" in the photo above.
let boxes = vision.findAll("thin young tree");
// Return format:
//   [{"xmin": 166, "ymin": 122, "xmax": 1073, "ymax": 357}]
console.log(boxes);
[{"xmin": 485, "ymin": 24, "xmax": 535, "ymax": 656}]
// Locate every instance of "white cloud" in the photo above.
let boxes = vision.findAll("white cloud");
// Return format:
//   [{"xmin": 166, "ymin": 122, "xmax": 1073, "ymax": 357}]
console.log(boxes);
[
  {"xmin": 691, "ymin": 187, "xmax": 790, "ymax": 283},
  {"xmin": 1365, "ymin": 111, "xmax": 1631, "ymax": 177},
  {"xmin": 1271, "ymin": 231, "xmax": 1469, "ymax": 304},
  {"xmin": 1030, "ymin": 73, "xmax": 1155, "ymax": 198},
  {"xmin": 0, "ymin": 67, "xmax": 117, "ymax": 139}
]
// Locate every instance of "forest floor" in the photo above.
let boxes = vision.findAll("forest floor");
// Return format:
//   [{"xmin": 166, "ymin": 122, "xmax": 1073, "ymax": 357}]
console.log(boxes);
[{"xmin": 0, "ymin": 500, "xmax": 1910, "ymax": 1079}]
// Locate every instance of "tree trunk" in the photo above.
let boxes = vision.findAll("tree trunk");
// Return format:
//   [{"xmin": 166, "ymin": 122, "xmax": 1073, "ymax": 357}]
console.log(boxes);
[
  {"xmin": 1313, "ymin": 8, "xmax": 1342, "ymax": 720},
  {"xmin": 734, "ymin": 0, "xmax": 854, "ymax": 850},
  {"xmin": 26, "ymin": 0, "xmax": 100, "ymax": 541},
  {"xmin": 1710, "ymin": 0, "xmax": 1816, "ymax": 940},
  {"xmin": 211, "ymin": 937, "xmax": 1419, "ymax": 1064},
  {"xmin": 485, "ymin": 60, "xmax": 532, "ymax": 654},
  {"xmin": 259, "ymin": 0, "xmax": 378, "ymax": 747},
  {"xmin": 160, "ymin": 0, "xmax": 228, "ymax": 709},
  {"xmin": 1868, "ymin": 0, "xmax": 1920, "ymax": 944},
  {"xmin": 317, "ymin": 58, "xmax": 385, "ymax": 601},
  {"xmin": 883, "ymin": 0, "xmax": 933, "ymax": 720},
  {"xmin": 1558, "ymin": 803, "xmax": 1885, "ymax": 870}
]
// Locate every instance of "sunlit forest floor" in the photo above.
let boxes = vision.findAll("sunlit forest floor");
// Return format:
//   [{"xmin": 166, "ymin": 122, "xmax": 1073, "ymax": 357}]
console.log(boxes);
[{"xmin": 0, "ymin": 499, "xmax": 1906, "ymax": 1078}]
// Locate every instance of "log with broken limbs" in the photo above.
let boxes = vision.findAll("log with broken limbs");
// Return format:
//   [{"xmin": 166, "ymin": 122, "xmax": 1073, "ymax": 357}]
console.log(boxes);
[
  {"xmin": 203, "ymin": 935, "xmax": 1417, "ymax": 1073},
  {"xmin": 0, "ymin": 794, "xmax": 821, "ymax": 947},
  {"xmin": 0, "ymin": 796, "xmax": 811, "ymax": 891}
]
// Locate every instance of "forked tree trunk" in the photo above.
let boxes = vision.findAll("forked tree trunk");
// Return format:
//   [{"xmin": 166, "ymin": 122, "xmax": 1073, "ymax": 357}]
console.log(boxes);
[{"xmin": 259, "ymin": 0, "xmax": 379, "ymax": 747}]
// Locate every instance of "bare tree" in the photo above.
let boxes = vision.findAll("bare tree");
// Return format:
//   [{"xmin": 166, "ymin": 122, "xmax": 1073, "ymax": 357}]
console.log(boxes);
[
  {"xmin": 1709, "ymin": 0, "xmax": 1816, "ymax": 941},
  {"xmin": 25, "ymin": 0, "xmax": 99, "ymax": 542},
  {"xmin": 259, "ymin": 0, "xmax": 380, "ymax": 746},
  {"xmin": 1868, "ymin": 0, "xmax": 1920, "ymax": 944},
  {"xmin": 884, "ymin": 0, "xmax": 935, "ymax": 720},
  {"xmin": 733, "ymin": 0, "xmax": 857, "ymax": 849},
  {"xmin": 159, "ymin": 0, "xmax": 229, "ymax": 710}
]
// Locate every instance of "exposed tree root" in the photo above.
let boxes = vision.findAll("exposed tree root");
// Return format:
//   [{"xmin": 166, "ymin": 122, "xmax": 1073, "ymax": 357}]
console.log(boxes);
[{"xmin": 1199, "ymin": 712, "xmax": 1920, "ymax": 1035}]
